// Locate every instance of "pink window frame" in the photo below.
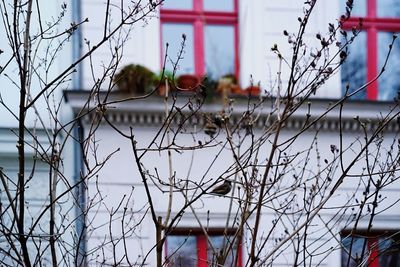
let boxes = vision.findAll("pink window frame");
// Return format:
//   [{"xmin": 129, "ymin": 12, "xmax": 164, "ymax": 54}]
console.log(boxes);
[
  {"xmin": 344, "ymin": 237, "xmax": 380, "ymax": 266},
  {"xmin": 367, "ymin": 238, "xmax": 379, "ymax": 267},
  {"xmin": 164, "ymin": 233, "xmax": 243, "ymax": 267},
  {"xmin": 341, "ymin": 0, "xmax": 400, "ymax": 100},
  {"xmin": 341, "ymin": 229, "xmax": 400, "ymax": 267},
  {"xmin": 160, "ymin": 0, "xmax": 239, "ymax": 79},
  {"xmin": 197, "ymin": 234, "xmax": 243, "ymax": 267}
]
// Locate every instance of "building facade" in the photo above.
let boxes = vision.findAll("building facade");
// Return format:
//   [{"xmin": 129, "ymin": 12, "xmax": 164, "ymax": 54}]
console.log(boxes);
[
  {"xmin": 1, "ymin": 0, "xmax": 400, "ymax": 266},
  {"xmin": 65, "ymin": 1, "xmax": 400, "ymax": 266}
]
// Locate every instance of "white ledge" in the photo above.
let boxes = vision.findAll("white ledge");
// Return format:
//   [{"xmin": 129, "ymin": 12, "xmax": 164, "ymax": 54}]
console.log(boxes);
[{"xmin": 64, "ymin": 91, "xmax": 400, "ymax": 133}]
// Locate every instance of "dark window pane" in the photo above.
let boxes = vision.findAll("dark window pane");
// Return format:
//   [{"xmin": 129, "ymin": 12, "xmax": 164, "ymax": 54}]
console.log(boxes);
[
  {"xmin": 341, "ymin": 237, "xmax": 368, "ymax": 266},
  {"xmin": 378, "ymin": 236, "xmax": 400, "ymax": 266},
  {"xmin": 162, "ymin": 0, "xmax": 192, "ymax": 10},
  {"xmin": 162, "ymin": 23, "xmax": 195, "ymax": 75},
  {"xmin": 166, "ymin": 236, "xmax": 197, "ymax": 267},
  {"xmin": 342, "ymin": 234, "xmax": 400, "ymax": 267},
  {"xmin": 207, "ymin": 236, "xmax": 237, "ymax": 267},
  {"xmin": 341, "ymin": 31, "xmax": 367, "ymax": 99},
  {"xmin": 204, "ymin": 25, "xmax": 235, "ymax": 80},
  {"xmin": 378, "ymin": 32, "xmax": 400, "ymax": 101},
  {"xmin": 377, "ymin": 0, "xmax": 400, "ymax": 17},
  {"xmin": 204, "ymin": 0, "xmax": 234, "ymax": 12}
]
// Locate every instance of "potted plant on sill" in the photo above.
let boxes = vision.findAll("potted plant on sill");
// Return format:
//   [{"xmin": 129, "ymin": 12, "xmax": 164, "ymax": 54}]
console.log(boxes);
[
  {"xmin": 113, "ymin": 64, "xmax": 156, "ymax": 95},
  {"xmin": 177, "ymin": 73, "xmax": 200, "ymax": 91},
  {"xmin": 216, "ymin": 74, "xmax": 240, "ymax": 96},
  {"xmin": 214, "ymin": 73, "xmax": 241, "ymax": 108},
  {"xmin": 242, "ymin": 84, "xmax": 261, "ymax": 96}
]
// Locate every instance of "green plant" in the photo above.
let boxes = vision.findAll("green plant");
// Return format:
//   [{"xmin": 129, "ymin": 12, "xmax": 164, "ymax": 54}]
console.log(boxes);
[
  {"xmin": 114, "ymin": 64, "xmax": 156, "ymax": 94},
  {"xmin": 156, "ymin": 70, "xmax": 176, "ymax": 84},
  {"xmin": 153, "ymin": 70, "xmax": 178, "ymax": 96}
]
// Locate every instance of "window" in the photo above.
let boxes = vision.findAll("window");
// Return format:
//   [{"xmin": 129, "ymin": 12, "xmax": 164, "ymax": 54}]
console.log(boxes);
[
  {"xmin": 160, "ymin": 0, "xmax": 239, "ymax": 80},
  {"xmin": 165, "ymin": 228, "xmax": 242, "ymax": 267},
  {"xmin": 341, "ymin": 230, "xmax": 400, "ymax": 266},
  {"xmin": 341, "ymin": 0, "xmax": 400, "ymax": 101}
]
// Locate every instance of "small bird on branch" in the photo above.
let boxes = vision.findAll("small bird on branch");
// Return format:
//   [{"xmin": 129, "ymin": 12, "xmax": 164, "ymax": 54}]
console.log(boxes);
[{"xmin": 210, "ymin": 180, "xmax": 232, "ymax": 196}]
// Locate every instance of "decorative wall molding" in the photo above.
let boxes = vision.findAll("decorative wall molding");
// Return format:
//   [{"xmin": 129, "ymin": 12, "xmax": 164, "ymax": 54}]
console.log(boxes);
[{"xmin": 65, "ymin": 91, "xmax": 400, "ymax": 133}]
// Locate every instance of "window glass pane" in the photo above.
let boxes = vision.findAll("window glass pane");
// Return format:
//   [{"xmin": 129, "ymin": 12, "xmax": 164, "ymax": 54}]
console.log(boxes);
[
  {"xmin": 204, "ymin": 25, "xmax": 235, "ymax": 80},
  {"xmin": 162, "ymin": 23, "xmax": 195, "ymax": 75},
  {"xmin": 341, "ymin": 0, "xmax": 366, "ymax": 17},
  {"xmin": 341, "ymin": 236, "xmax": 368, "ymax": 266},
  {"xmin": 341, "ymin": 31, "xmax": 367, "ymax": 99},
  {"xmin": 166, "ymin": 236, "xmax": 197, "ymax": 266},
  {"xmin": 378, "ymin": 32, "xmax": 400, "ymax": 101},
  {"xmin": 207, "ymin": 236, "xmax": 237, "ymax": 266},
  {"xmin": 342, "ymin": 234, "xmax": 400, "ymax": 267},
  {"xmin": 162, "ymin": 0, "xmax": 192, "ymax": 10},
  {"xmin": 378, "ymin": 237, "xmax": 400, "ymax": 266},
  {"xmin": 204, "ymin": 0, "xmax": 234, "ymax": 12},
  {"xmin": 378, "ymin": 0, "xmax": 400, "ymax": 17}
]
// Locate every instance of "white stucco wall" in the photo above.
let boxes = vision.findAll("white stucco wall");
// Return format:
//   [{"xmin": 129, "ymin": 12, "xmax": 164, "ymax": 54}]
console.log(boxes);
[
  {"xmin": 0, "ymin": 1, "xmax": 76, "ymax": 263},
  {"xmin": 0, "ymin": 0, "xmax": 73, "ymax": 128}
]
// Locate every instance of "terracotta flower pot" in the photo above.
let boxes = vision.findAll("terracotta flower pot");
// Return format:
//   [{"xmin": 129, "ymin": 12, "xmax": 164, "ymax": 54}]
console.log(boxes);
[
  {"xmin": 243, "ymin": 85, "xmax": 261, "ymax": 96},
  {"xmin": 177, "ymin": 74, "xmax": 200, "ymax": 90},
  {"xmin": 230, "ymin": 85, "xmax": 242, "ymax": 95}
]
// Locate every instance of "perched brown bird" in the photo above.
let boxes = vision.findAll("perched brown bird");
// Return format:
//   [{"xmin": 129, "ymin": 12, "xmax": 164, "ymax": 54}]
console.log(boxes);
[{"xmin": 210, "ymin": 180, "xmax": 232, "ymax": 196}]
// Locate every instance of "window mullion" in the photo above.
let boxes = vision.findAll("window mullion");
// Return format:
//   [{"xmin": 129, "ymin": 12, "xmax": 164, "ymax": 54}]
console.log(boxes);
[
  {"xmin": 237, "ymin": 237, "xmax": 243, "ymax": 267},
  {"xmin": 193, "ymin": 0, "xmax": 203, "ymax": 11},
  {"xmin": 365, "ymin": 0, "xmax": 377, "ymax": 100},
  {"xmin": 367, "ymin": 0, "xmax": 376, "ymax": 18},
  {"xmin": 194, "ymin": 19, "xmax": 205, "ymax": 76},
  {"xmin": 367, "ymin": 27, "xmax": 378, "ymax": 100},
  {"xmin": 367, "ymin": 237, "xmax": 380, "ymax": 267},
  {"xmin": 193, "ymin": 0, "xmax": 204, "ymax": 76},
  {"xmin": 234, "ymin": 23, "xmax": 239, "ymax": 81},
  {"xmin": 197, "ymin": 235, "xmax": 207, "ymax": 267}
]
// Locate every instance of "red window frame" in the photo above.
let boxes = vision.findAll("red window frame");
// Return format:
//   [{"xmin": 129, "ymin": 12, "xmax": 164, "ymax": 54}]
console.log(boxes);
[
  {"xmin": 165, "ymin": 228, "xmax": 243, "ymax": 267},
  {"xmin": 341, "ymin": 0, "xmax": 400, "ymax": 100},
  {"xmin": 346, "ymin": 237, "xmax": 381, "ymax": 267},
  {"xmin": 341, "ymin": 230, "xmax": 400, "ymax": 267},
  {"xmin": 160, "ymin": 0, "xmax": 239, "ymax": 78}
]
